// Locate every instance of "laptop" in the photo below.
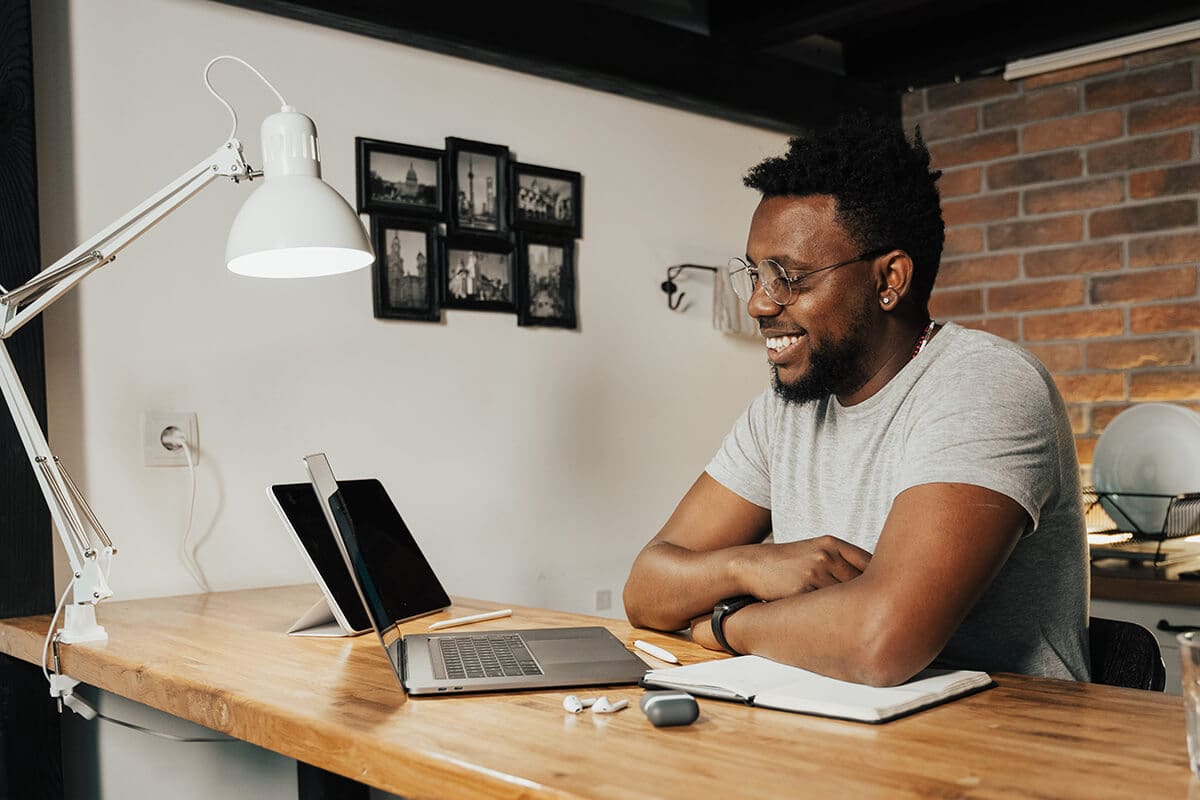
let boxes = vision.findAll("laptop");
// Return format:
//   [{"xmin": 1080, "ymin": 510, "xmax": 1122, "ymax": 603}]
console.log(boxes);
[{"xmin": 303, "ymin": 453, "xmax": 648, "ymax": 695}]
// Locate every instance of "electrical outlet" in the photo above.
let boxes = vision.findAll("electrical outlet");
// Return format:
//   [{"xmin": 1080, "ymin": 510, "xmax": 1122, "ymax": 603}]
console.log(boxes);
[
  {"xmin": 142, "ymin": 411, "xmax": 199, "ymax": 467},
  {"xmin": 594, "ymin": 589, "xmax": 613, "ymax": 611}
]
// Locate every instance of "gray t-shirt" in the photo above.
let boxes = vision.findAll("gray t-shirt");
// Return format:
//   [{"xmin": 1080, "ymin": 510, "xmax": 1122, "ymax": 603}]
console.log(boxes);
[{"xmin": 707, "ymin": 322, "xmax": 1090, "ymax": 680}]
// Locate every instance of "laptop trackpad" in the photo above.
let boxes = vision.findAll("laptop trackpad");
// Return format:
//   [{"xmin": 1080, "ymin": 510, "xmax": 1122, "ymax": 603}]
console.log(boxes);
[{"xmin": 529, "ymin": 638, "xmax": 626, "ymax": 665}]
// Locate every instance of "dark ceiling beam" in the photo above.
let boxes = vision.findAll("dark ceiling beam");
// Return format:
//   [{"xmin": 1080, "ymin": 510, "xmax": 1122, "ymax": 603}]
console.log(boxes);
[
  {"xmin": 212, "ymin": 0, "xmax": 897, "ymax": 134},
  {"xmin": 846, "ymin": 0, "xmax": 1200, "ymax": 88},
  {"xmin": 708, "ymin": 0, "xmax": 932, "ymax": 49}
]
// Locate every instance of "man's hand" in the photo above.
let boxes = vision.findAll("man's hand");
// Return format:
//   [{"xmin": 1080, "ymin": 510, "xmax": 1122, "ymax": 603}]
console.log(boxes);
[
  {"xmin": 734, "ymin": 535, "xmax": 871, "ymax": 601},
  {"xmin": 689, "ymin": 614, "xmax": 721, "ymax": 652}
]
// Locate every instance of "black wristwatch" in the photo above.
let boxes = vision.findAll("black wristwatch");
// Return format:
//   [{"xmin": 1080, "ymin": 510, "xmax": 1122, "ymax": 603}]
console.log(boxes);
[{"xmin": 711, "ymin": 595, "xmax": 758, "ymax": 656}]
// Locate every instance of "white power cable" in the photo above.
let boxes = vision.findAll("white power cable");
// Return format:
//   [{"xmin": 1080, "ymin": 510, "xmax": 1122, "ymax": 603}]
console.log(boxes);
[
  {"xmin": 177, "ymin": 437, "xmax": 209, "ymax": 593},
  {"xmin": 202, "ymin": 55, "xmax": 290, "ymax": 142}
]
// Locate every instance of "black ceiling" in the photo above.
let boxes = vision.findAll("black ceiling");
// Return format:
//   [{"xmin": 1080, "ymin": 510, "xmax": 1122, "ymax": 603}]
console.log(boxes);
[{"xmin": 216, "ymin": 0, "xmax": 1200, "ymax": 133}]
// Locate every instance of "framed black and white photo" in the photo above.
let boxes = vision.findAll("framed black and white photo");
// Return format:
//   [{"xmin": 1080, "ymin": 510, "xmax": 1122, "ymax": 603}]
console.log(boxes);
[
  {"xmin": 371, "ymin": 217, "xmax": 441, "ymax": 321},
  {"xmin": 445, "ymin": 137, "xmax": 509, "ymax": 239},
  {"xmin": 516, "ymin": 234, "xmax": 576, "ymax": 329},
  {"xmin": 356, "ymin": 138, "xmax": 445, "ymax": 218},
  {"xmin": 442, "ymin": 236, "xmax": 516, "ymax": 312},
  {"xmin": 510, "ymin": 163, "xmax": 582, "ymax": 238}
]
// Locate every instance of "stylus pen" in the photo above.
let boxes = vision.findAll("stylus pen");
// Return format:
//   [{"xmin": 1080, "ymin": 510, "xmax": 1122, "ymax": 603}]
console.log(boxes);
[{"xmin": 427, "ymin": 609, "xmax": 513, "ymax": 631}]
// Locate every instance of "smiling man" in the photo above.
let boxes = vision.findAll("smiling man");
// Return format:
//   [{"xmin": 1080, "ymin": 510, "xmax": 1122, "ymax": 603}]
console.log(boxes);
[{"xmin": 623, "ymin": 113, "xmax": 1090, "ymax": 686}]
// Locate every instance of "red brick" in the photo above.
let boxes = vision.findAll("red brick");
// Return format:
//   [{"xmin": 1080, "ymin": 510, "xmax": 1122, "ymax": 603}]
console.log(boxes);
[
  {"xmin": 1129, "ymin": 232, "xmax": 1200, "ymax": 268},
  {"xmin": 982, "ymin": 86, "xmax": 1080, "ymax": 128},
  {"xmin": 942, "ymin": 192, "xmax": 1019, "ymax": 226},
  {"xmin": 1075, "ymin": 436, "xmax": 1098, "ymax": 466},
  {"xmin": 1091, "ymin": 267, "xmax": 1197, "ymax": 304},
  {"xmin": 937, "ymin": 254, "xmax": 1019, "ymax": 286},
  {"xmin": 1023, "ymin": 178, "xmax": 1124, "ymax": 215},
  {"xmin": 901, "ymin": 89, "xmax": 926, "ymax": 119},
  {"xmin": 1125, "ymin": 40, "xmax": 1200, "ymax": 68},
  {"xmin": 989, "ymin": 279, "xmax": 1085, "ymax": 312},
  {"xmin": 1067, "ymin": 404, "xmax": 1087, "ymax": 435},
  {"xmin": 1087, "ymin": 337, "xmax": 1194, "ymax": 370},
  {"xmin": 1024, "ymin": 243, "xmax": 1122, "ymax": 277},
  {"xmin": 1131, "ymin": 302, "xmax": 1200, "ymax": 333},
  {"xmin": 1130, "ymin": 164, "xmax": 1200, "ymax": 199},
  {"xmin": 1024, "ymin": 308, "xmax": 1124, "ymax": 340},
  {"xmin": 986, "ymin": 151, "xmax": 1082, "ymax": 189},
  {"xmin": 928, "ymin": 130, "xmax": 1019, "ymax": 168},
  {"xmin": 1087, "ymin": 132, "xmax": 1193, "ymax": 174},
  {"xmin": 927, "ymin": 75, "xmax": 1019, "ymax": 110},
  {"xmin": 944, "ymin": 227, "xmax": 984, "ymax": 257},
  {"xmin": 1089, "ymin": 200, "xmax": 1198, "ymax": 238},
  {"xmin": 1054, "ymin": 373, "xmax": 1126, "ymax": 403},
  {"xmin": 1021, "ymin": 111, "xmax": 1123, "ymax": 153},
  {"xmin": 956, "ymin": 316, "xmax": 1019, "ymax": 340},
  {"xmin": 939, "ymin": 167, "xmax": 982, "ymax": 198},
  {"xmin": 1129, "ymin": 95, "xmax": 1200, "ymax": 134},
  {"xmin": 1027, "ymin": 342, "xmax": 1084, "ymax": 372},
  {"xmin": 914, "ymin": 106, "xmax": 979, "ymax": 141},
  {"xmin": 928, "ymin": 288, "xmax": 984, "ymax": 318},
  {"xmin": 987, "ymin": 215, "xmax": 1083, "ymax": 249},
  {"xmin": 1085, "ymin": 63, "xmax": 1195, "ymax": 109},
  {"xmin": 1091, "ymin": 404, "xmax": 1132, "ymax": 433},
  {"xmin": 1023, "ymin": 57, "xmax": 1124, "ymax": 90},
  {"xmin": 1130, "ymin": 372, "xmax": 1200, "ymax": 402}
]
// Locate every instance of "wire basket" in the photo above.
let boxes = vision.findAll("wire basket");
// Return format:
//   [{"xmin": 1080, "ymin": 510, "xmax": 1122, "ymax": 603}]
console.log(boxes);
[{"xmin": 1084, "ymin": 487, "xmax": 1200, "ymax": 565}]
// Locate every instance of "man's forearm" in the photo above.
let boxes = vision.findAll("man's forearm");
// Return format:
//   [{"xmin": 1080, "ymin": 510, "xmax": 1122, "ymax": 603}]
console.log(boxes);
[{"xmin": 623, "ymin": 542, "xmax": 752, "ymax": 631}]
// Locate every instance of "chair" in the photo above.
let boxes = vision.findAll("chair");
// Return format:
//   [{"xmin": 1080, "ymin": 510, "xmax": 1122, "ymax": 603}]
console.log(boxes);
[{"xmin": 1089, "ymin": 617, "xmax": 1166, "ymax": 692}]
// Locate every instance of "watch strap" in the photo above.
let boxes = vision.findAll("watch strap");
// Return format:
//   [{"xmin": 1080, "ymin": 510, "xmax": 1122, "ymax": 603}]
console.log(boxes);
[{"xmin": 711, "ymin": 595, "xmax": 757, "ymax": 656}]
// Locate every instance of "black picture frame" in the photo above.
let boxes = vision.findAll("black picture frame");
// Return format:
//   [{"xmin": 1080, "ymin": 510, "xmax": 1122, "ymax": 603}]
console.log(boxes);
[
  {"xmin": 371, "ymin": 216, "xmax": 442, "ymax": 321},
  {"xmin": 442, "ymin": 235, "xmax": 516, "ymax": 312},
  {"xmin": 445, "ymin": 137, "xmax": 510, "ymax": 239},
  {"xmin": 510, "ymin": 163, "xmax": 583, "ymax": 238},
  {"xmin": 516, "ymin": 233, "xmax": 577, "ymax": 329},
  {"xmin": 356, "ymin": 138, "xmax": 445, "ymax": 218}
]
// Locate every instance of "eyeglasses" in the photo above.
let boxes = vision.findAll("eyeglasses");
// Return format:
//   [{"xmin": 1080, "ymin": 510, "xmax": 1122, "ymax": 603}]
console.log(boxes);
[{"xmin": 727, "ymin": 248, "xmax": 892, "ymax": 306}]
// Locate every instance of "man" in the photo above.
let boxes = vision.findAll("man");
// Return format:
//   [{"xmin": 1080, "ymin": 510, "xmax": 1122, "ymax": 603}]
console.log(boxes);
[{"xmin": 623, "ymin": 113, "xmax": 1089, "ymax": 686}]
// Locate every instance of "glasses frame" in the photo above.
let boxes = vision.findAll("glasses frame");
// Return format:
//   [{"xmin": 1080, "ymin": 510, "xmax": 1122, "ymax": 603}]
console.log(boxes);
[{"xmin": 728, "ymin": 247, "xmax": 893, "ymax": 306}]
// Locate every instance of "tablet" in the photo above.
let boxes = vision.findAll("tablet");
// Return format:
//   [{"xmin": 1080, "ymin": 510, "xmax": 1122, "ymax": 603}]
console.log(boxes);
[{"xmin": 268, "ymin": 479, "xmax": 450, "ymax": 635}]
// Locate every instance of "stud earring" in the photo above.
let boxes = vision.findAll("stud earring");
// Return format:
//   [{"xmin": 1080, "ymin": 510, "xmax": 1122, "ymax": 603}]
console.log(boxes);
[{"xmin": 882, "ymin": 296, "xmax": 891, "ymax": 305}]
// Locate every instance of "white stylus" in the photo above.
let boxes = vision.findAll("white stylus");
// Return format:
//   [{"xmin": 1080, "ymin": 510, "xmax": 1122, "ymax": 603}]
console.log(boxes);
[
  {"xmin": 633, "ymin": 639, "xmax": 680, "ymax": 664},
  {"xmin": 427, "ymin": 609, "xmax": 513, "ymax": 631}
]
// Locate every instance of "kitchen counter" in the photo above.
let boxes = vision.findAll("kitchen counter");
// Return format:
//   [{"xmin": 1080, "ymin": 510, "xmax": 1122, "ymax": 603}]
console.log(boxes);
[{"xmin": 1091, "ymin": 553, "xmax": 1200, "ymax": 606}]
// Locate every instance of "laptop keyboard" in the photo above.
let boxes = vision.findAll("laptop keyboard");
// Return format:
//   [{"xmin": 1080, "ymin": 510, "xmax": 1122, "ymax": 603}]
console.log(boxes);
[{"xmin": 438, "ymin": 633, "xmax": 543, "ymax": 680}]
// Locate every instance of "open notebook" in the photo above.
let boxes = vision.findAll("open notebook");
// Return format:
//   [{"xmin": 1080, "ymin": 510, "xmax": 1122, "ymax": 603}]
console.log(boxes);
[{"xmin": 642, "ymin": 656, "xmax": 994, "ymax": 723}]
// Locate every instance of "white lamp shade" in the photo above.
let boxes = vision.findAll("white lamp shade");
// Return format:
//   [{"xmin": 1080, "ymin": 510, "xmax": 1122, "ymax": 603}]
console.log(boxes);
[
  {"xmin": 226, "ymin": 175, "xmax": 373, "ymax": 277},
  {"xmin": 225, "ymin": 108, "xmax": 373, "ymax": 278}
]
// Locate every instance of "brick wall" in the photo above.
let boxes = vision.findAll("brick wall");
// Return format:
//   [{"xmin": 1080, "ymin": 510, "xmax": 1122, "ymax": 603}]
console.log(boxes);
[{"xmin": 902, "ymin": 40, "xmax": 1200, "ymax": 471}]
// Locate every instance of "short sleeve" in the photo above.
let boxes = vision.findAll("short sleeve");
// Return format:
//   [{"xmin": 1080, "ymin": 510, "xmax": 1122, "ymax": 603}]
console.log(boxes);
[
  {"xmin": 706, "ymin": 391, "xmax": 774, "ymax": 509},
  {"xmin": 897, "ymin": 347, "xmax": 1062, "ymax": 532}
]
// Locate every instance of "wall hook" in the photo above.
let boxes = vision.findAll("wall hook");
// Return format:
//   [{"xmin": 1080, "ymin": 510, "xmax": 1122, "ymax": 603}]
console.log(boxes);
[{"xmin": 662, "ymin": 264, "xmax": 717, "ymax": 311}]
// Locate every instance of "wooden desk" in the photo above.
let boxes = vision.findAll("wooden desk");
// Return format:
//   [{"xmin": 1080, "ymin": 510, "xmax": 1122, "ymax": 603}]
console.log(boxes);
[{"xmin": 0, "ymin": 585, "xmax": 1192, "ymax": 798}]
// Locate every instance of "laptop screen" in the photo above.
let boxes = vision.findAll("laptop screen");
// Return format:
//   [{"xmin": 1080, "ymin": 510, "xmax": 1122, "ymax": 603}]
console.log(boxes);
[{"xmin": 304, "ymin": 454, "xmax": 450, "ymax": 654}]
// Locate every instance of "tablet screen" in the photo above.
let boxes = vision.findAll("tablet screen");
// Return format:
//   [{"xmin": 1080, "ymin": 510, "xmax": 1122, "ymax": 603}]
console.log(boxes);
[{"xmin": 270, "ymin": 480, "xmax": 450, "ymax": 631}]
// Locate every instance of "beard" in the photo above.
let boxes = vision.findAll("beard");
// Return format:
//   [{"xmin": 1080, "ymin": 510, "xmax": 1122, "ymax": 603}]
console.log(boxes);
[{"xmin": 770, "ymin": 296, "xmax": 874, "ymax": 405}]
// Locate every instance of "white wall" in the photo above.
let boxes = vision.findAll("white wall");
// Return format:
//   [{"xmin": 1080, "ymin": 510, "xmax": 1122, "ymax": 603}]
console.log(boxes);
[{"xmin": 32, "ymin": 0, "xmax": 784, "ymax": 796}]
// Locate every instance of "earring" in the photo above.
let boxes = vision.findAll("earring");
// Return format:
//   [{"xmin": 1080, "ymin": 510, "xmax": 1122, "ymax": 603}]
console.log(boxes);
[{"xmin": 882, "ymin": 296, "xmax": 891, "ymax": 305}]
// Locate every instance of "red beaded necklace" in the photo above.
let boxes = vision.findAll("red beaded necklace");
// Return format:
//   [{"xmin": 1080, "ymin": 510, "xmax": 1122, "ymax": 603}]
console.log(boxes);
[{"xmin": 910, "ymin": 319, "xmax": 937, "ymax": 360}]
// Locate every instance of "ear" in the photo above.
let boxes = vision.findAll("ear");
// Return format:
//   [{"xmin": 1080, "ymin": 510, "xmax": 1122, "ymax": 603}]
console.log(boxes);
[{"xmin": 874, "ymin": 250, "xmax": 915, "ymax": 311}]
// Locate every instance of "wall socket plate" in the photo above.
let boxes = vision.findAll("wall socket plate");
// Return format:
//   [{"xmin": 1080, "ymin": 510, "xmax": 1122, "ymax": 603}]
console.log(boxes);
[
  {"xmin": 594, "ymin": 589, "xmax": 613, "ymax": 611},
  {"xmin": 143, "ymin": 411, "xmax": 199, "ymax": 467}
]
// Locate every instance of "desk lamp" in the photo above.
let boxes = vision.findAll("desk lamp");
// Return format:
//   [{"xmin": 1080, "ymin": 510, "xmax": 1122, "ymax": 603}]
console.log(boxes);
[{"xmin": 0, "ymin": 56, "xmax": 373, "ymax": 650}]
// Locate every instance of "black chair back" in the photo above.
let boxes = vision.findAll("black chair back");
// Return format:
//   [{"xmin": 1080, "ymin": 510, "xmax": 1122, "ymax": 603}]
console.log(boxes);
[{"xmin": 1089, "ymin": 616, "xmax": 1166, "ymax": 692}]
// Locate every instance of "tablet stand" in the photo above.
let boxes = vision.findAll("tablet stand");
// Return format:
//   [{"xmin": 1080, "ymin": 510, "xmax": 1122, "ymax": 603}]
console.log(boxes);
[{"xmin": 287, "ymin": 594, "xmax": 359, "ymax": 638}]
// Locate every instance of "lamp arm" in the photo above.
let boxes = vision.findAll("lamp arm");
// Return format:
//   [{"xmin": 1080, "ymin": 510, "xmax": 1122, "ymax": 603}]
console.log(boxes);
[
  {"xmin": 0, "ymin": 138, "xmax": 255, "ymax": 644},
  {"xmin": 0, "ymin": 139, "xmax": 255, "ymax": 338}
]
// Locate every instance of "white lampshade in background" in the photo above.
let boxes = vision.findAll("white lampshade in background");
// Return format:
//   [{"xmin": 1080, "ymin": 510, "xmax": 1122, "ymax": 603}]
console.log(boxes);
[{"xmin": 226, "ymin": 108, "xmax": 373, "ymax": 278}]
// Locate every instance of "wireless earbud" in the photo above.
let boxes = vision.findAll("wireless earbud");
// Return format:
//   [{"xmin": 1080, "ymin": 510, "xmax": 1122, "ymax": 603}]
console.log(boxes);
[
  {"xmin": 562, "ymin": 694, "xmax": 596, "ymax": 713},
  {"xmin": 591, "ymin": 696, "xmax": 629, "ymax": 714}
]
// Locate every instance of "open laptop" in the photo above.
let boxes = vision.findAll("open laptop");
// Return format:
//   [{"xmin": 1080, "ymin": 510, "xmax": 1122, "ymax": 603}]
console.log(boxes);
[{"xmin": 303, "ymin": 453, "xmax": 648, "ymax": 695}]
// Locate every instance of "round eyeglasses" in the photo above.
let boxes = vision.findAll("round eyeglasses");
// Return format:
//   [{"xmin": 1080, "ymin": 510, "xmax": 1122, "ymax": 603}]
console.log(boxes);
[{"xmin": 727, "ymin": 248, "xmax": 892, "ymax": 306}]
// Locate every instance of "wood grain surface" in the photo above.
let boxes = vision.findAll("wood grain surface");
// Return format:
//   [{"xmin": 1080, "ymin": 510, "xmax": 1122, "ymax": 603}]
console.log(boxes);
[{"xmin": 0, "ymin": 585, "xmax": 1193, "ymax": 799}]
